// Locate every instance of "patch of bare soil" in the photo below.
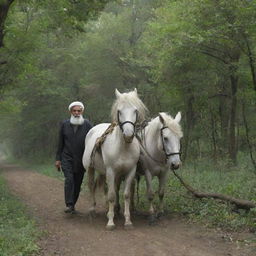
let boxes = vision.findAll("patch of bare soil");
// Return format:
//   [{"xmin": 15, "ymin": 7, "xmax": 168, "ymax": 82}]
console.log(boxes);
[{"xmin": 1, "ymin": 163, "xmax": 255, "ymax": 256}]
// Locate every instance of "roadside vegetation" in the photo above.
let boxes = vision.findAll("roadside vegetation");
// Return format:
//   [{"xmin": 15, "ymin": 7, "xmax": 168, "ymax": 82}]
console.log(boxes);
[
  {"xmin": 0, "ymin": 173, "xmax": 40, "ymax": 256},
  {"xmin": 136, "ymin": 156, "xmax": 256, "ymax": 232},
  {"xmin": 14, "ymin": 155, "xmax": 256, "ymax": 233},
  {"xmin": 0, "ymin": 0, "xmax": 256, "ymax": 250}
]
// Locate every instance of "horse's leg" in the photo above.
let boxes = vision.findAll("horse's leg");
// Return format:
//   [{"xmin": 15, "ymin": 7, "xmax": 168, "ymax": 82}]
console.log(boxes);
[
  {"xmin": 88, "ymin": 166, "xmax": 96, "ymax": 216},
  {"xmin": 130, "ymin": 178, "xmax": 136, "ymax": 213},
  {"xmin": 145, "ymin": 170, "xmax": 156, "ymax": 225},
  {"xmin": 104, "ymin": 179, "xmax": 108, "ymax": 211},
  {"xmin": 106, "ymin": 168, "xmax": 116, "ymax": 230},
  {"xmin": 158, "ymin": 171, "xmax": 168, "ymax": 218},
  {"xmin": 114, "ymin": 176, "xmax": 121, "ymax": 215},
  {"xmin": 123, "ymin": 167, "xmax": 136, "ymax": 229}
]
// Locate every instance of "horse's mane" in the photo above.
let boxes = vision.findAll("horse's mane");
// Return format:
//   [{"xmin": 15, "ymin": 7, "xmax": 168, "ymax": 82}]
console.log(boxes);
[
  {"xmin": 148, "ymin": 112, "xmax": 183, "ymax": 138},
  {"xmin": 111, "ymin": 90, "xmax": 148, "ymax": 123}
]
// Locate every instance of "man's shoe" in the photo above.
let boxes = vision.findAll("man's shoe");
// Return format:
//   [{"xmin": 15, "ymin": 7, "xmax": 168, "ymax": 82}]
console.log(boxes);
[{"xmin": 64, "ymin": 206, "xmax": 75, "ymax": 214}]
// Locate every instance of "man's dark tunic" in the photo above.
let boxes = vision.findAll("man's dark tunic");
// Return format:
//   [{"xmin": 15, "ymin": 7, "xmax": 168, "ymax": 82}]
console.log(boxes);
[
  {"xmin": 56, "ymin": 119, "xmax": 93, "ymax": 207},
  {"xmin": 56, "ymin": 119, "xmax": 92, "ymax": 172}
]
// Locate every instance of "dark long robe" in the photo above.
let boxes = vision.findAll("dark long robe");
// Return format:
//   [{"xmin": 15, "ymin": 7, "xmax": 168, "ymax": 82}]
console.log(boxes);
[{"xmin": 56, "ymin": 119, "xmax": 93, "ymax": 173}]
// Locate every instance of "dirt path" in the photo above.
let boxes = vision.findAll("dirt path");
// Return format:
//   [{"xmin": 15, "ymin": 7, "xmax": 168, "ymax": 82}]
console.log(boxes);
[{"xmin": 1, "ymin": 164, "xmax": 255, "ymax": 256}]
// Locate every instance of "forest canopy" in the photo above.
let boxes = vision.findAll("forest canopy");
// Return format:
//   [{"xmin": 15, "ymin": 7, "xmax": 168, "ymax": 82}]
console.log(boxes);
[{"xmin": 0, "ymin": 0, "xmax": 255, "ymax": 168}]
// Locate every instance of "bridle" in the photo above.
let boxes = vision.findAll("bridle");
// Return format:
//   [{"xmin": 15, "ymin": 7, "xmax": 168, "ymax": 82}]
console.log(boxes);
[
  {"xmin": 160, "ymin": 126, "xmax": 182, "ymax": 158},
  {"xmin": 138, "ymin": 124, "xmax": 181, "ymax": 164},
  {"xmin": 117, "ymin": 110, "xmax": 138, "ymax": 134}
]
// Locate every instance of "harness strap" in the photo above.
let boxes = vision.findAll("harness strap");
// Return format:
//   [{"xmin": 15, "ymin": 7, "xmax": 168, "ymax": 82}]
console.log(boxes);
[
  {"xmin": 136, "ymin": 133, "xmax": 165, "ymax": 164},
  {"xmin": 160, "ymin": 126, "xmax": 181, "ymax": 158},
  {"xmin": 117, "ymin": 110, "xmax": 138, "ymax": 132},
  {"xmin": 137, "ymin": 125, "xmax": 181, "ymax": 164},
  {"xmin": 119, "ymin": 120, "xmax": 136, "ymax": 131}
]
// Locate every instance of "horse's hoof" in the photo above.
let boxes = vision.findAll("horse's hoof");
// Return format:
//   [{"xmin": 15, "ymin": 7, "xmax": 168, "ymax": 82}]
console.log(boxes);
[
  {"xmin": 148, "ymin": 215, "xmax": 157, "ymax": 226},
  {"xmin": 124, "ymin": 223, "xmax": 134, "ymax": 230},
  {"xmin": 106, "ymin": 224, "xmax": 115, "ymax": 231}
]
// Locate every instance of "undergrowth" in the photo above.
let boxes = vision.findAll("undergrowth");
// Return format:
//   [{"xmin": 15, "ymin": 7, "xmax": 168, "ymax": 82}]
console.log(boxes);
[
  {"xmin": 0, "ymin": 172, "xmax": 40, "ymax": 256},
  {"xmin": 135, "ymin": 157, "xmax": 256, "ymax": 232},
  {"xmin": 10, "ymin": 155, "xmax": 256, "ymax": 232}
]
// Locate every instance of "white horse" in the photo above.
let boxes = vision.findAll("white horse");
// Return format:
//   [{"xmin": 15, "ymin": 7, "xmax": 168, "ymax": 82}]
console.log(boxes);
[
  {"xmin": 82, "ymin": 88, "xmax": 147, "ymax": 230},
  {"xmin": 137, "ymin": 112, "xmax": 183, "ymax": 223}
]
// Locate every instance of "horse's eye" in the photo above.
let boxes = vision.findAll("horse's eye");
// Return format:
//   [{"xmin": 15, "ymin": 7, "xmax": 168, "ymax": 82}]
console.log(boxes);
[{"xmin": 164, "ymin": 137, "xmax": 168, "ymax": 142}]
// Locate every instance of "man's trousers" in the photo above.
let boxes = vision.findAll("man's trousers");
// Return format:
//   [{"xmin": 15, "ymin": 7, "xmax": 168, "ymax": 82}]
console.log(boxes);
[{"xmin": 62, "ymin": 161, "xmax": 85, "ymax": 207}]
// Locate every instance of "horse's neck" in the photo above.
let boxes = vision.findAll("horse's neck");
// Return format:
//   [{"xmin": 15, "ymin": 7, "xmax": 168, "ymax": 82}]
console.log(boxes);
[{"xmin": 144, "ymin": 124, "xmax": 165, "ymax": 162}]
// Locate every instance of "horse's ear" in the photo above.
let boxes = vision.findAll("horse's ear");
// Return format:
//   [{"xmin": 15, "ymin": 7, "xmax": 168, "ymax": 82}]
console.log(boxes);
[
  {"xmin": 158, "ymin": 113, "xmax": 165, "ymax": 125},
  {"xmin": 115, "ymin": 88, "xmax": 121, "ymax": 98},
  {"xmin": 131, "ymin": 88, "xmax": 138, "ymax": 98},
  {"xmin": 175, "ymin": 112, "xmax": 181, "ymax": 123}
]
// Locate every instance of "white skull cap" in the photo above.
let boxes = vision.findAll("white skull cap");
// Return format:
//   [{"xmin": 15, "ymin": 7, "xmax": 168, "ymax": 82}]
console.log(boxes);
[{"xmin": 68, "ymin": 101, "xmax": 84, "ymax": 111}]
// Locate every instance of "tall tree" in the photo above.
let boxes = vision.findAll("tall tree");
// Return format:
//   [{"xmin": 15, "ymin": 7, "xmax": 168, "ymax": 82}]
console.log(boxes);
[{"xmin": 0, "ymin": 0, "xmax": 15, "ymax": 48}]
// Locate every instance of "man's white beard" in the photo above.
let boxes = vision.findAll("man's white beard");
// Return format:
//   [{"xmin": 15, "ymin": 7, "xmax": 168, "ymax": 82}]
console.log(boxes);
[{"xmin": 70, "ymin": 115, "xmax": 84, "ymax": 125}]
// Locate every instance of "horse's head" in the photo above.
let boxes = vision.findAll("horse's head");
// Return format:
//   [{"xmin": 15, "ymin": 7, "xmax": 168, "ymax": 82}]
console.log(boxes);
[
  {"xmin": 112, "ymin": 88, "xmax": 148, "ymax": 143},
  {"xmin": 158, "ymin": 112, "xmax": 183, "ymax": 170}
]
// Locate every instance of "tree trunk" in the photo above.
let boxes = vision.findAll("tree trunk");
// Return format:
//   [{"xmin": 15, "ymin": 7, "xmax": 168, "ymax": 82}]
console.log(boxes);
[
  {"xmin": 172, "ymin": 170, "xmax": 256, "ymax": 210},
  {"xmin": 244, "ymin": 35, "xmax": 256, "ymax": 92},
  {"xmin": 210, "ymin": 108, "xmax": 217, "ymax": 159},
  {"xmin": 242, "ymin": 101, "xmax": 256, "ymax": 172},
  {"xmin": 228, "ymin": 73, "xmax": 238, "ymax": 164},
  {"xmin": 0, "ymin": 0, "xmax": 15, "ymax": 48},
  {"xmin": 219, "ymin": 83, "xmax": 229, "ymax": 155},
  {"xmin": 183, "ymin": 94, "xmax": 194, "ymax": 162}
]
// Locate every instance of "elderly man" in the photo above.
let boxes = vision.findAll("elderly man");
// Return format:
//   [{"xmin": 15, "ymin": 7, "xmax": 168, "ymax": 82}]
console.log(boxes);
[{"xmin": 55, "ymin": 101, "xmax": 93, "ymax": 214}]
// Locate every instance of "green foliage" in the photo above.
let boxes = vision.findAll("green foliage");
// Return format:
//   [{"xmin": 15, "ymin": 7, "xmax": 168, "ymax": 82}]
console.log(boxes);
[
  {"xmin": 0, "ymin": 173, "xmax": 40, "ymax": 256},
  {"xmin": 0, "ymin": 0, "xmax": 255, "ymax": 244},
  {"xmin": 135, "ymin": 157, "xmax": 256, "ymax": 231}
]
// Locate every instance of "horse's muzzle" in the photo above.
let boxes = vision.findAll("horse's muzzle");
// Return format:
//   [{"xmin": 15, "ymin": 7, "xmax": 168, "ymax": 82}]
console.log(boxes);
[
  {"xmin": 124, "ymin": 134, "xmax": 134, "ymax": 143},
  {"xmin": 171, "ymin": 163, "xmax": 180, "ymax": 170}
]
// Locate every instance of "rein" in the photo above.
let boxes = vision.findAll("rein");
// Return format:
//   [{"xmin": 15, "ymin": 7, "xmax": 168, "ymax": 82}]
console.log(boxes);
[{"xmin": 137, "ymin": 124, "xmax": 181, "ymax": 164}]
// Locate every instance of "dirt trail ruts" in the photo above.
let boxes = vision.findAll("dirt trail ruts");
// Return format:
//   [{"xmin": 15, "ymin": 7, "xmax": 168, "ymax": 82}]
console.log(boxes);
[{"xmin": 1, "ymin": 163, "xmax": 255, "ymax": 256}]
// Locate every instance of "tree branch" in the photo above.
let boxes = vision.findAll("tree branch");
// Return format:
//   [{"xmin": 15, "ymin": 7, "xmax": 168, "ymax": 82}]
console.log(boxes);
[
  {"xmin": 172, "ymin": 170, "xmax": 256, "ymax": 210},
  {"xmin": 199, "ymin": 51, "xmax": 229, "ymax": 64}
]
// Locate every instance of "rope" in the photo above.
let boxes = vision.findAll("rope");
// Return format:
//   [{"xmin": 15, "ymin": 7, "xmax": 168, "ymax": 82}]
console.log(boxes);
[{"xmin": 89, "ymin": 122, "xmax": 117, "ymax": 169}]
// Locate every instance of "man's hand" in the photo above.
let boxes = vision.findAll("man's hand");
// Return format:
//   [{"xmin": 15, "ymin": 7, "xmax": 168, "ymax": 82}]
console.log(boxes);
[{"xmin": 55, "ymin": 161, "xmax": 61, "ymax": 171}]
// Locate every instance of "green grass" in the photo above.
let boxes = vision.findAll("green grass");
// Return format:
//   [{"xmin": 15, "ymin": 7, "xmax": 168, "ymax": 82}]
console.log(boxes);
[
  {"xmin": 135, "ymin": 157, "xmax": 256, "ymax": 232},
  {"xmin": 29, "ymin": 163, "xmax": 64, "ymax": 180},
  {"xmin": 8, "ymin": 156, "xmax": 256, "ymax": 232},
  {"xmin": 7, "ymin": 157, "xmax": 64, "ymax": 181},
  {"xmin": 0, "ymin": 173, "xmax": 40, "ymax": 256}
]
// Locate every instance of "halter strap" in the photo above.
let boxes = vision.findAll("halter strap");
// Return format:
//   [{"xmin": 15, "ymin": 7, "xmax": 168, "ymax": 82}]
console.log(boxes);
[
  {"xmin": 160, "ymin": 126, "xmax": 181, "ymax": 159},
  {"xmin": 136, "ymin": 124, "xmax": 181, "ymax": 165},
  {"xmin": 117, "ymin": 110, "xmax": 137, "ymax": 132},
  {"xmin": 119, "ymin": 120, "xmax": 136, "ymax": 131}
]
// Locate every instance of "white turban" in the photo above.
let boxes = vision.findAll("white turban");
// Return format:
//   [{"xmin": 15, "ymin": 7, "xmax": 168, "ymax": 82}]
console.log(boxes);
[{"xmin": 68, "ymin": 101, "xmax": 84, "ymax": 111}]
